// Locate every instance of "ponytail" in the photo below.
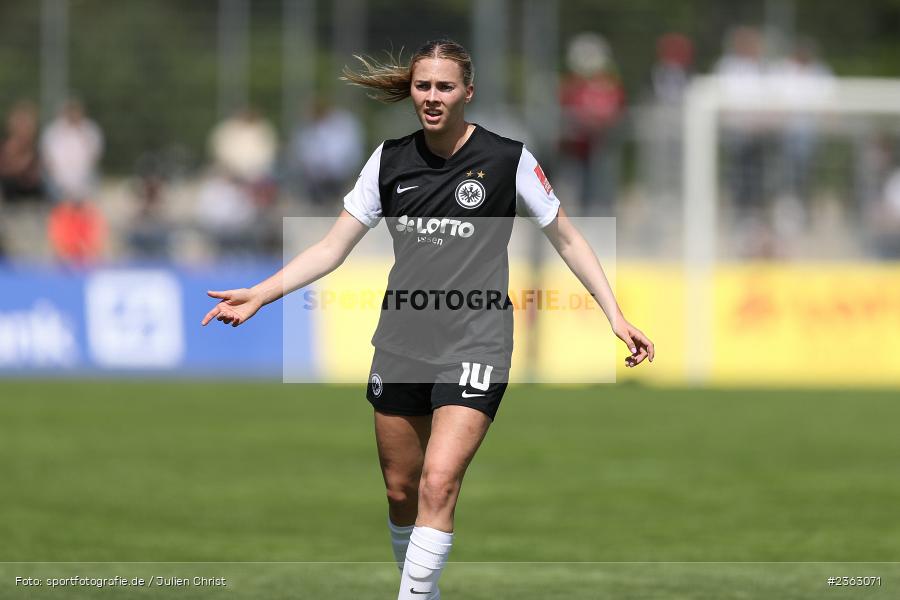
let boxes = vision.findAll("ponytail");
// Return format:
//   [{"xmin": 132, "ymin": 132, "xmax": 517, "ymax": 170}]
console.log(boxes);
[
  {"xmin": 341, "ymin": 52, "xmax": 412, "ymax": 103},
  {"xmin": 341, "ymin": 39, "xmax": 474, "ymax": 104}
]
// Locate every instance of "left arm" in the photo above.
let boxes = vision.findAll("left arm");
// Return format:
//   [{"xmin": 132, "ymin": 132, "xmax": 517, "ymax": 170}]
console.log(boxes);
[{"xmin": 542, "ymin": 206, "xmax": 654, "ymax": 368}]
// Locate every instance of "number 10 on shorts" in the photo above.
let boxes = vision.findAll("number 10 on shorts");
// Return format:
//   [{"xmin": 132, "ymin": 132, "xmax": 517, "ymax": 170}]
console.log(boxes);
[{"xmin": 459, "ymin": 362, "xmax": 493, "ymax": 390}]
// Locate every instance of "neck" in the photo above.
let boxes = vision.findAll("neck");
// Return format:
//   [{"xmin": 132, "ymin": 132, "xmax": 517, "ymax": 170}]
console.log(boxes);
[{"xmin": 423, "ymin": 120, "xmax": 474, "ymax": 159}]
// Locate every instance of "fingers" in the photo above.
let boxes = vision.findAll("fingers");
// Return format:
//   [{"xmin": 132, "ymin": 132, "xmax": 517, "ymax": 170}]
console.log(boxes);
[
  {"xmin": 631, "ymin": 330, "xmax": 655, "ymax": 363},
  {"xmin": 622, "ymin": 326, "xmax": 654, "ymax": 368},
  {"xmin": 215, "ymin": 310, "xmax": 240, "ymax": 327},
  {"xmin": 632, "ymin": 347, "xmax": 649, "ymax": 366},
  {"xmin": 621, "ymin": 331, "xmax": 638, "ymax": 368},
  {"xmin": 201, "ymin": 305, "xmax": 221, "ymax": 326},
  {"xmin": 203, "ymin": 290, "xmax": 248, "ymax": 328},
  {"xmin": 618, "ymin": 331, "xmax": 637, "ymax": 355},
  {"xmin": 201, "ymin": 302, "xmax": 244, "ymax": 328},
  {"xmin": 625, "ymin": 346, "xmax": 648, "ymax": 368}
]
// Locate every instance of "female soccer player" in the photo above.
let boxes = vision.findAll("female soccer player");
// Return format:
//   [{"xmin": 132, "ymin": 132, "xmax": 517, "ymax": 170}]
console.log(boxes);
[{"xmin": 202, "ymin": 39, "xmax": 654, "ymax": 600}]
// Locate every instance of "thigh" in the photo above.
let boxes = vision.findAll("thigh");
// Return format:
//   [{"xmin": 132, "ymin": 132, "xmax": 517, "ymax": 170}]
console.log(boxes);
[
  {"xmin": 374, "ymin": 410, "xmax": 432, "ymax": 484},
  {"xmin": 422, "ymin": 405, "xmax": 493, "ymax": 482}
]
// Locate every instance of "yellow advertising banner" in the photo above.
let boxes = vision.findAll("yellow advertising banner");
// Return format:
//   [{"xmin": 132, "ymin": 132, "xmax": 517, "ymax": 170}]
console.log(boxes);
[
  {"xmin": 312, "ymin": 261, "xmax": 900, "ymax": 388},
  {"xmin": 709, "ymin": 264, "xmax": 900, "ymax": 387}
]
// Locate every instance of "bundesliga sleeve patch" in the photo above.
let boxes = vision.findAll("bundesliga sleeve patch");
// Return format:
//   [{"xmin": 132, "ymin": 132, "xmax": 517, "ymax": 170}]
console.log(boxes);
[{"xmin": 534, "ymin": 164, "xmax": 553, "ymax": 195}]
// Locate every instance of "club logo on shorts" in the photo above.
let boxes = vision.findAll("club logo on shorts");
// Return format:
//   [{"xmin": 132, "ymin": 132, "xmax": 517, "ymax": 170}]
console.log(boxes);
[
  {"xmin": 454, "ymin": 179, "xmax": 486, "ymax": 209},
  {"xmin": 370, "ymin": 373, "xmax": 383, "ymax": 397}
]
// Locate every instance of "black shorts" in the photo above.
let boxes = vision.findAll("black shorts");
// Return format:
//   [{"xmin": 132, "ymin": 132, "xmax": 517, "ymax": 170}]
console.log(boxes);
[{"xmin": 366, "ymin": 348, "xmax": 509, "ymax": 421}]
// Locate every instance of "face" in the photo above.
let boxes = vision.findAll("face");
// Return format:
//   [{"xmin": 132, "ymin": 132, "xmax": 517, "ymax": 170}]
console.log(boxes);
[{"xmin": 410, "ymin": 57, "xmax": 474, "ymax": 133}]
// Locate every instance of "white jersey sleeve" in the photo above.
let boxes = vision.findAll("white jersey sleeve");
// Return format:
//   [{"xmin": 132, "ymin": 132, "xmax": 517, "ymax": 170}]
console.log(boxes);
[
  {"xmin": 515, "ymin": 146, "xmax": 560, "ymax": 228},
  {"xmin": 343, "ymin": 143, "xmax": 384, "ymax": 228}
]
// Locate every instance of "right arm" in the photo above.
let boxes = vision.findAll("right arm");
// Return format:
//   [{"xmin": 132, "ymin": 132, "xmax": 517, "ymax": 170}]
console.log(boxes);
[
  {"xmin": 203, "ymin": 142, "xmax": 384, "ymax": 328},
  {"xmin": 201, "ymin": 210, "xmax": 370, "ymax": 327}
]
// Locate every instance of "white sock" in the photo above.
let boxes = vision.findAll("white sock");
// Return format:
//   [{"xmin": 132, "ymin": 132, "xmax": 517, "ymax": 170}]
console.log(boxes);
[
  {"xmin": 397, "ymin": 526, "xmax": 453, "ymax": 600},
  {"xmin": 388, "ymin": 517, "xmax": 415, "ymax": 572}
]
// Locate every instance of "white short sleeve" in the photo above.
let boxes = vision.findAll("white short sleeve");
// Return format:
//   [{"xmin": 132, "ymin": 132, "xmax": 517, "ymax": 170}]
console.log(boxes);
[
  {"xmin": 343, "ymin": 143, "xmax": 384, "ymax": 228},
  {"xmin": 515, "ymin": 146, "xmax": 560, "ymax": 228}
]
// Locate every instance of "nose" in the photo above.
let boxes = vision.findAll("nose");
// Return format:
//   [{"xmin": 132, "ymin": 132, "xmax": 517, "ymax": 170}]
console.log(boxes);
[{"xmin": 426, "ymin": 86, "xmax": 438, "ymax": 104}]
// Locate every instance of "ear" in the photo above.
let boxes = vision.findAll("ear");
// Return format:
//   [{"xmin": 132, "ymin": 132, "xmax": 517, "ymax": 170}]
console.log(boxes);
[{"xmin": 465, "ymin": 84, "xmax": 475, "ymax": 103}]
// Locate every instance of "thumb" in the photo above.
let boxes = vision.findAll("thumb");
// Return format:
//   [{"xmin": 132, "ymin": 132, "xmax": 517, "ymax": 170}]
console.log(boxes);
[
  {"xmin": 207, "ymin": 290, "xmax": 232, "ymax": 300},
  {"xmin": 622, "ymin": 333, "xmax": 637, "ymax": 354}
]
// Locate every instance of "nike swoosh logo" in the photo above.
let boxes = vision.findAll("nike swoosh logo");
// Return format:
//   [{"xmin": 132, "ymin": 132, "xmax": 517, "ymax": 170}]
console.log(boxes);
[
  {"xmin": 410, "ymin": 588, "xmax": 430, "ymax": 595},
  {"xmin": 461, "ymin": 391, "xmax": 485, "ymax": 398},
  {"xmin": 397, "ymin": 184, "xmax": 419, "ymax": 194}
]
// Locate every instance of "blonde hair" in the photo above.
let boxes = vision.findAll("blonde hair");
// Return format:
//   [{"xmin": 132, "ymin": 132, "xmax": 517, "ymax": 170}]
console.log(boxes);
[{"xmin": 341, "ymin": 39, "xmax": 474, "ymax": 103}]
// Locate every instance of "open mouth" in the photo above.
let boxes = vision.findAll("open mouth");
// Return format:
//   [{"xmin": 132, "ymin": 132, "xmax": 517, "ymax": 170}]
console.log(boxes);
[{"xmin": 423, "ymin": 108, "xmax": 442, "ymax": 124}]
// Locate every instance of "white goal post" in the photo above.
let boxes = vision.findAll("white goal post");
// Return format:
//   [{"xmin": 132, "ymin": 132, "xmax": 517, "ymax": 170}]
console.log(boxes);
[{"xmin": 682, "ymin": 76, "xmax": 900, "ymax": 382}]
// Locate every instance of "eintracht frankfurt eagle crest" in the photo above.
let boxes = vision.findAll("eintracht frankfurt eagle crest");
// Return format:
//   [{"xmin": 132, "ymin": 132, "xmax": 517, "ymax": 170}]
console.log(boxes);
[{"xmin": 454, "ymin": 179, "xmax": 486, "ymax": 209}]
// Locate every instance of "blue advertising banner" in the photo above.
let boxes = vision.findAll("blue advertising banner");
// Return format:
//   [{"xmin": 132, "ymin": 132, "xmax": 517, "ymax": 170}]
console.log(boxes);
[{"xmin": 0, "ymin": 262, "xmax": 312, "ymax": 377}]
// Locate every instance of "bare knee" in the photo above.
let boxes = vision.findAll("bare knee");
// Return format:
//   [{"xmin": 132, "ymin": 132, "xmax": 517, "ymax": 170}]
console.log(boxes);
[
  {"xmin": 384, "ymin": 471, "xmax": 419, "ymax": 510},
  {"xmin": 386, "ymin": 483, "xmax": 418, "ymax": 509},
  {"xmin": 418, "ymin": 469, "xmax": 461, "ymax": 511}
]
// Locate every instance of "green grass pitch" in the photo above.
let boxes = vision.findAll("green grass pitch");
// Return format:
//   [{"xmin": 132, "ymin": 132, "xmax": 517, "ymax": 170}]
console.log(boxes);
[{"xmin": 1, "ymin": 381, "xmax": 898, "ymax": 598}]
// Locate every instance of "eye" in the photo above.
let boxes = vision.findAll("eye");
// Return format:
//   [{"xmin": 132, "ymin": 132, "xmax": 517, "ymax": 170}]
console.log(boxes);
[
  {"xmin": 415, "ymin": 82, "xmax": 430, "ymax": 90},
  {"xmin": 439, "ymin": 84, "xmax": 455, "ymax": 92}
]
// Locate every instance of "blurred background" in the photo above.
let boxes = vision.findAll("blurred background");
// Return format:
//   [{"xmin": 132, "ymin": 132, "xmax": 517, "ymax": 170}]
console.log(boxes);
[
  {"xmin": 1, "ymin": 0, "xmax": 899, "ymax": 383},
  {"xmin": 2, "ymin": 1, "xmax": 900, "ymax": 596}
]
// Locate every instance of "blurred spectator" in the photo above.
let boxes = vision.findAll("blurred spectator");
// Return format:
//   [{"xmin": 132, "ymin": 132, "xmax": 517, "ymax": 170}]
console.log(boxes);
[
  {"xmin": 287, "ymin": 98, "xmax": 363, "ymax": 206},
  {"xmin": 866, "ymin": 138, "xmax": 900, "ymax": 259},
  {"xmin": 716, "ymin": 26, "xmax": 770, "ymax": 221},
  {"xmin": 48, "ymin": 200, "xmax": 107, "ymax": 264},
  {"xmin": 194, "ymin": 170, "xmax": 261, "ymax": 258},
  {"xmin": 41, "ymin": 98, "xmax": 104, "ymax": 202},
  {"xmin": 203, "ymin": 107, "xmax": 279, "ymax": 256},
  {"xmin": 771, "ymin": 38, "xmax": 834, "ymax": 232},
  {"xmin": 641, "ymin": 33, "xmax": 694, "ymax": 207},
  {"xmin": 857, "ymin": 134, "xmax": 894, "ymax": 220},
  {"xmin": 208, "ymin": 106, "xmax": 277, "ymax": 188},
  {"xmin": 651, "ymin": 33, "xmax": 694, "ymax": 104},
  {"xmin": 872, "ymin": 167, "xmax": 900, "ymax": 258},
  {"xmin": 559, "ymin": 32, "xmax": 625, "ymax": 215},
  {"xmin": 127, "ymin": 155, "xmax": 172, "ymax": 260},
  {"xmin": 0, "ymin": 100, "xmax": 44, "ymax": 203}
]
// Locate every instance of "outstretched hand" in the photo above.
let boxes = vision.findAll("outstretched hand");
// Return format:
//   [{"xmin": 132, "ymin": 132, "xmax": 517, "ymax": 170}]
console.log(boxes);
[
  {"xmin": 613, "ymin": 319, "xmax": 655, "ymax": 368},
  {"xmin": 201, "ymin": 288, "xmax": 263, "ymax": 328}
]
